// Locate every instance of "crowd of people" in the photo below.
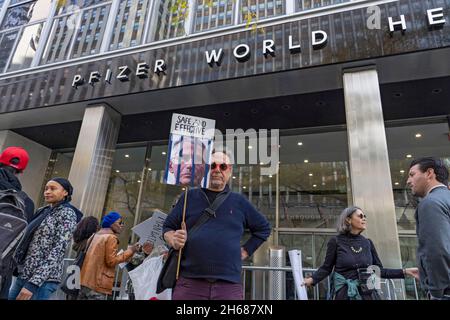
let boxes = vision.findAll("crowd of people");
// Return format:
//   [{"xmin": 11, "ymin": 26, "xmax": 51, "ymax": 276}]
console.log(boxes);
[{"xmin": 0, "ymin": 145, "xmax": 449, "ymax": 301}]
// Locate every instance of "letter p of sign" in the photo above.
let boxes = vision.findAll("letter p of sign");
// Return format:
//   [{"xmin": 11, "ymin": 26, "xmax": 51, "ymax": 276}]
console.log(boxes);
[{"xmin": 366, "ymin": 265, "xmax": 381, "ymax": 290}]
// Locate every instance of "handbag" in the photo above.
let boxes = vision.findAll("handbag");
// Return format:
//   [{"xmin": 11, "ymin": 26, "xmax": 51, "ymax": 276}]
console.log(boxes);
[
  {"xmin": 156, "ymin": 189, "xmax": 231, "ymax": 294},
  {"xmin": 61, "ymin": 234, "xmax": 95, "ymax": 297}
]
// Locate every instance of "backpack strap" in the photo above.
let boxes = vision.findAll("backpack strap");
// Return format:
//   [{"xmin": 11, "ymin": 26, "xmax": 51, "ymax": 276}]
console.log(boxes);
[{"xmin": 188, "ymin": 190, "xmax": 231, "ymax": 236}]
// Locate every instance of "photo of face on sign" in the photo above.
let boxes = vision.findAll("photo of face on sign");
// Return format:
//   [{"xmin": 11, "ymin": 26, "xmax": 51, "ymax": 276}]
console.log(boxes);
[{"xmin": 164, "ymin": 135, "xmax": 212, "ymax": 187}]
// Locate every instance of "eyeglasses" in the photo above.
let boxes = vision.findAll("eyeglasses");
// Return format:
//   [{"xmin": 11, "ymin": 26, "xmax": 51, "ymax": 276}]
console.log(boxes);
[
  {"xmin": 211, "ymin": 162, "xmax": 230, "ymax": 171},
  {"xmin": 355, "ymin": 213, "xmax": 367, "ymax": 219}
]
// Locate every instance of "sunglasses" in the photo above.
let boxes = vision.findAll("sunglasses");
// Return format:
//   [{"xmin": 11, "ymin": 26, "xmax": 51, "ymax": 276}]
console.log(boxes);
[
  {"xmin": 355, "ymin": 213, "xmax": 367, "ymax": 219},
  {"xmin": 211, "ymin": 162, "xmax": 230, "ymax": 171}
]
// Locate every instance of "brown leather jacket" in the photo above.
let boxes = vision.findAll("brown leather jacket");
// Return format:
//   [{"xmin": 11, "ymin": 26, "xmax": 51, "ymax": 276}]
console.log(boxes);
[{"xmin": 80, "ymin": 229, "xmax": 134, "ymax": 295}]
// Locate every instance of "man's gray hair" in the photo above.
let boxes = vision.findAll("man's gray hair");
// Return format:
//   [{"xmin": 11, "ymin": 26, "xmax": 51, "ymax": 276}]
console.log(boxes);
[
  {"xmin": 336, "ymin": 206, "xmax": 362, "ymax": 234},
  {"xmin": 212, "ymin": 146, "xmax": 234, "ymax": 164}
]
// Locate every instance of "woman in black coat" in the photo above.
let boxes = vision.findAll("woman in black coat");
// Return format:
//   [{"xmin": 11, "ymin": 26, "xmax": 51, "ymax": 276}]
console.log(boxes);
[{"xmin": 303, "ymin": 206, "xmax": 419, "ymax": 300}]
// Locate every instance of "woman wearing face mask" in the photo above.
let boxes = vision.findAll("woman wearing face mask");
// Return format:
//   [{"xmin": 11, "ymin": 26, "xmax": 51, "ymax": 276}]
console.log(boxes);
[
  {"xmin": 302, "ymin": 206, "xmax": 419, "ymax": 300},
  {"xmin": 10, "ymin": 178, "xmax": 82, "ymax": 300},
  {"xmin": 79, "ymin": 211, "xmax": 140, "ymax": 300}
]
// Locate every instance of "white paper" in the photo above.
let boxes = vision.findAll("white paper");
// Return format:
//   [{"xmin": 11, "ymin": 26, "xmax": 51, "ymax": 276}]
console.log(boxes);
[
  {"xmin": 170, "ymin": 113, "xmax": 216, "ymax": 139},
  {"xmin": 288, "ymin": 249, "xmax": 308, "ymax": 300},
  {"xmin": 131, "ymin": 211, "xmax": 167, "ymax": 246}
]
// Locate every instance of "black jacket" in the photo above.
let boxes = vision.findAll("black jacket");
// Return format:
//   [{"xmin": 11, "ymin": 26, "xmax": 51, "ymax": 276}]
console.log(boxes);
[{"xmin": 0, "ymin": 167, "xmax": 35, "ymax": 222}]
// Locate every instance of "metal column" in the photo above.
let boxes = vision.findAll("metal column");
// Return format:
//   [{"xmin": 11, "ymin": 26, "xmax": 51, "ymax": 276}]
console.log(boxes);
[
  {"xmin": 68, "ymin": 104, "xmax": 121, "ymax": 219},
  {"xmin": 343, "ymin": 67, "xmax": 404, "ymax": 299}
]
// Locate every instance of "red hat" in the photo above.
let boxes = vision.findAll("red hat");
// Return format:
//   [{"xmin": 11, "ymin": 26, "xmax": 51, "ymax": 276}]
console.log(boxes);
[{"xmin": 0, "ymin": 146, "xmax": 30, "ymax": 172}]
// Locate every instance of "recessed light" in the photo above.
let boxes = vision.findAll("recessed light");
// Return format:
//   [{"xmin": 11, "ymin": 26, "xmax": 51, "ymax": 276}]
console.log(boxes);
[
  {"xmin": 162, "ymin": 152, "xmax": 166, "ymax": 155},
  {"xmin": 182, "ymin": 187, "xmax": 186, "ymax": 191},
  {"xmin": 309, "ymin": 173, "xmax": 313, "ymax": 177},
  {"xmin": 432, "ymin": 88, "xmax": 442, "ymax": 94},
  {"xmin": 260, "ymin": 162, "xmax": 264, "ymax": 165},
  {"xmin": 394, "ymin": 182, "xmax": 399, "ymax": 185},
  {"xmin": 243, "ymin": 186, "xmax": 247, "ymax": 189},
  {"xmin": 415, "ymin": 133, "xmax": 422, "ymax": 138},
  {"xmin": 304, "ymin": 160, "xmax": 309, "ymax": 163},
  {"xmin": 313, "ymin": 184, "xmax": 317, "ymax": 188},
  {"xmin": 269, "ymin": 175, "xmax": 273, "ymax": 178},
  {"xmin": 232, "ymin": 176, "xmax": 236, "ymax": 179},
  {"xmin": 115, "ymin": 170, "xmax": 120, "ymax": 173},
  {"xmin": 406, "ymin": 154, "xmax": 412, "ymax": 158},
  {"xmin": 137, "ymin": 180, "xmax": 141, "ymax": 183},
  {"xmin": 400, "ymin": 170, "xmax": 405, "ymax": 174},
  {"xmin": 315, "ymin": 101, "xmax": 326, "ymax": 107},
  {"xmin": 125, "ymin": 154, "xmax": 130, "ymax": 158},
  {"xmin": 297, "ymin": 142, "xmax": 303, "ymax": 146},
  {"xmin": 248, "ymin": 146, "xmax": 253, "ymax": 149},
  {"xmin": 148, "ymin": 168, "xmax": 152, "ymax": 171}
]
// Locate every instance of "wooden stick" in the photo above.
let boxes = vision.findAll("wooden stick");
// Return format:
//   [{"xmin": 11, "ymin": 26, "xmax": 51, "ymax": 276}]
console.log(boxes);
[{"xmin": 176, "ymin": 186, "xmax": 188, "ymax": 280}]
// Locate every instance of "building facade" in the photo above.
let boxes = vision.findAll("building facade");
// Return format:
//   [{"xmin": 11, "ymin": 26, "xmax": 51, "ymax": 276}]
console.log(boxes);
[{"xmin": 0, "ymin": 0, "xmax": 449, "ymax": 299}]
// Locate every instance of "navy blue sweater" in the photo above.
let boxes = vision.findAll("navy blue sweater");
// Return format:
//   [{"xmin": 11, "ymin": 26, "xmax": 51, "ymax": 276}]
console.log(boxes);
[{"xmin": 163, "ymin": 186, "xmax": 271, "ymax": 283}]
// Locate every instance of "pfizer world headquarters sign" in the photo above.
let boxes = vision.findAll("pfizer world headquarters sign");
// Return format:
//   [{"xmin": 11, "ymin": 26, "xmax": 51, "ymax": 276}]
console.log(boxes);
[{"xmin": 0, "ymin": 0, "xmax": 449, "ymax": 113}]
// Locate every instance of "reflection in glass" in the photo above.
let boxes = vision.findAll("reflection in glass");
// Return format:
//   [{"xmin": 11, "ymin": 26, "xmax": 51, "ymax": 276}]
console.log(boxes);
[
  {"xmin": 193, "ymin": 0, "xmax": 235, "ymax": 33},
  {"xmin": 137, "ymin": 145, "xmax": 183, "ymax": 228},
  {"xmin": 399, "ymin": 236, "xmax": 426, "ymax": 300},
  {"xmin": 240, "ymin": 0, "xmax": 285, "ymax": 22},
  {"xmin": 103, "ymin": 147, "xmax": 147, "ymax": 250},
  {"xmin": 0, "ymin": 30, "xmax": 18, "ymax": 70},
  {"xmin": 386, "ymin": 121, "xmax": 450, "ymax": 231},
  {"xmin": 71, "ymin": 4, "xmax": 111, "ymax": 58},
  {"xmin": 279, "ymin": 131, "xmax": 350, "ymax": 228},
  {"xmin": 109, "ymin": 0, "xmax": 151, "ymax": 51},
  {"xmin": 1, "ymin": 0, "xmax": 50, "ymax": 31},
  {"xmin": 54, "ymin": 0, "xmax": 109, "ymax": 15},
  {"xmin": 41, "ymin": 14, "xmax": 77, "ymax": 64},
  {"xmin": 7, "ymin": 22, "xmax": 44, "ymax": 71},
  {"xmin": 39, "ymin": 152, "xmax": 74, "ymax": 207},
  {"xmin": 296, "ymin": 0, "xmax": 350, "ymax": 12},
  {"xmin": 151, "ymin": 0, "xmax": 186, "ymax": 42}
]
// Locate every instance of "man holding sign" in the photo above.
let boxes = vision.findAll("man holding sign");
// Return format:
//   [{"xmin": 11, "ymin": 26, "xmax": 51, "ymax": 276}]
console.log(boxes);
[{"xmin": 163, "ymin": 148, "xmax": 271, "ymax": 300}]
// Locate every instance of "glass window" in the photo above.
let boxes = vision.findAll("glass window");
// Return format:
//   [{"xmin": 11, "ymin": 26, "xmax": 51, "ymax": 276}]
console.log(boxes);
[
  {"xmin": 1, "ymin": 0, "xmax": 49, "ymax": 31},
  {"xmin": 193, "ymin": 0, "xmax": 235, "ymax": 33},
  {"xmin": 41, "ymin": 1, "xmax": 111, "ymax": 64},
  {"xmin": 70, "ymin": 3, "xmax": 111, "ymax": 58},
  {"xmin": 240, "ymin": 0, "xmax": 285, "ymax": 23},
  {"xmin": 136, "ymin": 144, "xmax": 184, "ymax": 227},
  {"xmin": 278, "ymin": 131, "xmax": 350, "ymax": 229},
  {"xmin": 386, "ymin": 121, "xmax": 450, "ymax": 231},
  {"xmin": 0, "ymin": 0, "xmax": 51, "ymax": 72},
  {"xmin": 296, "ymin": 0, "xmax": 351, "ymax": 12},
  {"xmin": 54, "ymin": 0, "xmax": 109, "ymax": 15},
  {"xmin": 399, "ymin": 236, "xmax": 426, "ymax": 300},
  {"xmin": 7, "ymin": 21, "xmax": 44, "ymax": 71},
  {"xmin": 150, "ymin": 0, "xmax": 187, "ymax": 42},
  {"xmin": 39, "ymin": 151, "xmax": 74, "ymax": 207},
  {"xmin": 40, "ymin": 14, "xmax": 77, "ymax": 64},
  {"xmin": 0, "ymin": 29, "xmax": 18, "ymax": 70},
  {"xmin": 103, "ymin": 146, "xmax": 147, "ymax": 250},
  {"xmin": 109, "ymin": 0, "xmax": 151, "ymax": 51}
]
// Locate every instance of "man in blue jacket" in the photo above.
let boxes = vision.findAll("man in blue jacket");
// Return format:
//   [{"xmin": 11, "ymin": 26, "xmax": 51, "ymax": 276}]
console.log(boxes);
[
  {"xmin": 163, "ymin": 148, "xmax": 271, "ymax": 300},
  {"xmin": 407, "ymin": 157, "xmax": 450, "ymax": 300}
]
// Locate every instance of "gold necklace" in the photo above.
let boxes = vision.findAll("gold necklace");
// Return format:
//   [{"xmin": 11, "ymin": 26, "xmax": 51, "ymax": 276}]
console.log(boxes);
[{"xmin": 351, "ymin": 246, "xmax": 362, "ymax": 254}]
